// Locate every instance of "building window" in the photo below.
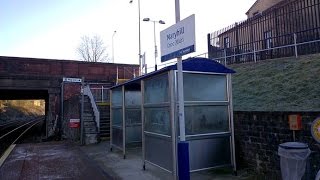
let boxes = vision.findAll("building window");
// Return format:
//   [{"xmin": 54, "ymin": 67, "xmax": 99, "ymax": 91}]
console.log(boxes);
[
  {"xmin": 224, "ymin": 37, "xmax": 230, "ymax": 49},
  {"xmin": 264, "ymin": 31, "xmax": 272, "ymax": 49}
]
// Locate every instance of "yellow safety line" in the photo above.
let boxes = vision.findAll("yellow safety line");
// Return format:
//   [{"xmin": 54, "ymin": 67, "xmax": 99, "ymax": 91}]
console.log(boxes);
[
  {"xmin": 97, "ymin": 102, "xmax": 110, "ymax": 106},
  {"xmin": 0, "ymin": 144, "xmax": 16, "ymax": 167}
]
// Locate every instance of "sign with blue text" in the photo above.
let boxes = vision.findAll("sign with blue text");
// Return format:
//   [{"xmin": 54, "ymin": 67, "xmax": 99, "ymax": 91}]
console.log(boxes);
[{"xmin": 160, "ymin": 14, "xmax": 195, "ymax": 62}]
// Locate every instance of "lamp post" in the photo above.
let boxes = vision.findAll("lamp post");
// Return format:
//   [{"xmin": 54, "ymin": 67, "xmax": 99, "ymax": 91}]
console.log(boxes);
[
  {"xmin": 143, "ymin": 18, "xmax": 165, "ymax": 71},
  {"xmin": 129, "ymin": 0, "xmax": 142, "ymax": 75},
  {"xmin": 112, "ymin": 30, "xmax": 117, "ymax": 63}
]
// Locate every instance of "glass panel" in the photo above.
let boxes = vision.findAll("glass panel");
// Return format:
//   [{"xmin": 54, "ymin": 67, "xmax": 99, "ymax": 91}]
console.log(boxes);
[
  {"xmin": 90, "ymin": 88, "xmax": 101, "ymax": 102},
  {"xmin": 125, "ymin": 109, "xmax": 141, "ymax": 125},
  {"xmin": 125, "ymin": 91, "xmax": 141, "ymax": 106},
  {"xmin": 112, "ymin": 108, "xmax": 123, "ymax": 127},
  {"xmin": 183, "ymin": 73, "xmax": 227, "ymax": 101},
  {"xmin": 103, "ymin": 88, "xmax": 109, "ymax": 102},
  {"xmin": 144, "ymin": 73, "xmax": 169, "ymax": 104},
  {"xmin": 184, "ymin": 106, "xmax": 229, "ymax": 135},
  {"xmin": 111, "ymin": 88, "xmax": 122, "ymax": 106},
  {"xmin": 144, "ymin": 107, "xmax": 171, "ymax": 136}
]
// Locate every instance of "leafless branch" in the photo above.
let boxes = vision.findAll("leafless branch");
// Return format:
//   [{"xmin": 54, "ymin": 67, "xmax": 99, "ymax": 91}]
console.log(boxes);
[{"xmin": 77, "ymin": 35, "xmax": 109, "ymax": 62}]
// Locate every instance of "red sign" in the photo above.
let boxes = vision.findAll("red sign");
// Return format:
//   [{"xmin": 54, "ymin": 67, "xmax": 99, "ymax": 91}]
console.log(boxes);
[
  {"xmin": 288, "ymin": 114, "xmax": 302, "ymax": 130},
  {"xmin": 69, "ymin": 119, "xmax": 80, "ymax": 128}
]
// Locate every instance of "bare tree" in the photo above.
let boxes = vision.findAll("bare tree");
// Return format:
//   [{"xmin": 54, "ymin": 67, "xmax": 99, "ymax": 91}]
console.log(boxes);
[{"xmin": 77, "ymin": 35, "xmax": 109, "ymax": 62}]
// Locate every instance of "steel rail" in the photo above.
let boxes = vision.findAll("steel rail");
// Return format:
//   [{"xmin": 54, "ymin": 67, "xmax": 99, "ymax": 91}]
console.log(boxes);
[
  {"xmin": 12, "ymin": 120, "xmax": 42, "ymax": 144},
  {"xmin": 0, "ymin": 118, "xmax": 42, "ymax": 140},
  {"xmin": 0, "ymin": 118, "xmax": 43, "ymax": 158},
  {"xmin": 0, "ymin": 119, "xmax": 25, "ymax": 127}
]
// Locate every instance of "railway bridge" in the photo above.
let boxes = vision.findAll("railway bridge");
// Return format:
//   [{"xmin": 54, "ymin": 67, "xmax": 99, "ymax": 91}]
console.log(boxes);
[{"xmin": 0, "ymin": 56, "xmax": 138, "ymax": 141}]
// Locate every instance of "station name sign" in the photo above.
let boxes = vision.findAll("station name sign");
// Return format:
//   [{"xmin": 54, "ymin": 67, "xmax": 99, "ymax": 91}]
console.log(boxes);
[
  {"xmin": 160, "ymin": 14, "xmax": 196, "ymax": 62},
  {"xmin": 63, "ymin": 77, "xmax": 82, "ymax": 83}
]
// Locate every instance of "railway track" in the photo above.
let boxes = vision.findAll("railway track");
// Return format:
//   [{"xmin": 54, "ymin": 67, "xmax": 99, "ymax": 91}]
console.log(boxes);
[{"xmin": 0, "ymin": 117, "xmax": 44, "ymax": 159}]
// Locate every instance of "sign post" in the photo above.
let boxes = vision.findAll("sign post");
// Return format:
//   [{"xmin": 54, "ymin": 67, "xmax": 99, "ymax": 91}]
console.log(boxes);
[{"xmin": 160, "ymin": 3, "xmax": 195, "ymax": 179}]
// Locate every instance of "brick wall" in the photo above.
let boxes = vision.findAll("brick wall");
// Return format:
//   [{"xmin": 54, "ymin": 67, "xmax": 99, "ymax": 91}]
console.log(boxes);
[
  {"xmin": 0, "ymin": 56, "xmax": 139, "ymax": 83},
  {"xmin": 234, "ymin": 111, "xmax": 320, "ymax": 179},
  {"xmin": 62, "ymin": 95, "xmax": 81, "ymax": 142}
]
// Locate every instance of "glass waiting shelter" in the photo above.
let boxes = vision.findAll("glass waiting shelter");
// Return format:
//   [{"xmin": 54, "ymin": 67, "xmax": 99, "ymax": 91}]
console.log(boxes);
[
  {"xmin": 110, "ymin": 82, "xmax": 142, "ymax": 158},
  {"xmin": 110, "ymin": 57, "xmax": 236, "ymax": 176}
]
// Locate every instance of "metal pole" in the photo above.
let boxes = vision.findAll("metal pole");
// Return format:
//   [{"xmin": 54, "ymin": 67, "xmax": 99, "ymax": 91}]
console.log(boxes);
[
  {"xmin": 154, "ymin": 21, "xmax": 158, "ymax": 71},
  {"xmin": 138, "ymin": 0, "xmax": 142, "ymax": 75},
  {"xmin": 175, "ymin": 0, "xmax": 185, "ymax": 145},
  {"xmin": 175, "ymin": 0, "xmax": 190, "ymax": 180},
  {"xmin": 228, "ymin": 74, "xmax": 237, "ymax": 174},
  {"xmin": 110, "ymin": 90, "xmax": 113, "ymax": 151},
  {"xmin": 169, "ymin": 71, "xmax": 177, "ymax": 178},
  {"xmin": 60, "ymin": 81, "xmax": 64, "ymax": 139},
  {"xmin": 112, "ymin": 31, "xmax": 117, "ymax": 63},
  {"xmin": 80, "ymin": 77, "xmax": 85, "ymax": 145},
  {"xmin": 141, "ymin": 80, "xmax": 146, "ymax": 170},
  {"xmin": 253, "ymin": 43, "xmax": 257, "ymax": 63},
  {"xmin": 101, "ymin": 85, "xmax": 104, "ymax": 102},
  {"xmin": 122, "ymin": 86, "xmax": 126, "ymax": 159},
  {"xmin": 294, "ymin": 33, "xmax": 298, "ymax": 58}
]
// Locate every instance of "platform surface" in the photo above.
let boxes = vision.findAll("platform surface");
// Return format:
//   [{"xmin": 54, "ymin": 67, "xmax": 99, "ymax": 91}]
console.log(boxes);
[
  {"xmin": 80, "ymin": 141, "xmax": 251, "ymax": 180},
  {"xmin": 1, "ymin": 141, "xmax": 253, "ymax": 180},
  {"xmin": 0, "ymin": 141, "xmax": 110, "ymax": 180}
]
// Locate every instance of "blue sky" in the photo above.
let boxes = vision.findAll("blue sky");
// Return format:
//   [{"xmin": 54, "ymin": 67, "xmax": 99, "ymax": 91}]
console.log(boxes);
[{"xmin": 0, "ymin": 0, "xmax": 255, "ymax": 68}]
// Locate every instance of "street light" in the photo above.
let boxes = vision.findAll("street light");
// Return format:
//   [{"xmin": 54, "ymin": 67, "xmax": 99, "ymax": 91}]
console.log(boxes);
[
  {"xmin": 129, "ymin": 0, "xmax": 142, "ymax": 75},
  {"xmin": 112, "ymin": 30, "xmax": 117, "ymax": 63},
  {"xmin": 143, "ymin": 18, "xmax": 165, "ymax": 71}
]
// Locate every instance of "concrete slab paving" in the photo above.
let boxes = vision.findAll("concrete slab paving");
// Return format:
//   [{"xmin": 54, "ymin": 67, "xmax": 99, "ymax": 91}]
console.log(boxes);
[
  {"xmin": 80, "ymin": 141, "xmax": 255, "ymax": 180},
  {"xmin": 0, "ymin": 141, "xmax": 110, "ymax": 180},
  {"xmin": 1, "ymin": 141, "xmax": 256, "ymax": 180}
]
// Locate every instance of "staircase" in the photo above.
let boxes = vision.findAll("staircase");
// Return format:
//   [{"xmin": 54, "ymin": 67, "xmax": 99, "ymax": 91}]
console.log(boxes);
[
  {"xmin": 98, "ymin": 104, "xmax": 110, "ymax": 140},
  {"xmin": 83, "ymin": 96, "xmax": 99, "ymax": 144}
]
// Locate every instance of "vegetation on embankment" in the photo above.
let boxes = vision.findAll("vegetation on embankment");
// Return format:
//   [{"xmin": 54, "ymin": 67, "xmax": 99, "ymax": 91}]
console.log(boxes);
[
  {"xmin": 229, "ymin": 54, "xmax": 320, "ymax": 112},
  {"xmin": 0, "ymin": 100, "xmax": 45, "ymax": 122}
]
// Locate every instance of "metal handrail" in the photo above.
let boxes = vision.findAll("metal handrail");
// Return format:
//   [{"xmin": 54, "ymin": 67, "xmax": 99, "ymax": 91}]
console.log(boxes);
[
  {"xmin": 90, "ymin": 86, "xmax": 109, "ymax": 103},
  {"xmin": 83, "ymin": 85, "xmax": 100, "ymax": 131},
  {"xmin": 213, "ymin": 35, "xmax": 320, "ymax": 65}
]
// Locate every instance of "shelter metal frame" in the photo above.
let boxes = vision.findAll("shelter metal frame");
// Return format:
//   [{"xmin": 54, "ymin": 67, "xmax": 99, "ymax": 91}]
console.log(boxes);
[{"xmin": 110, "ymin": 83, "xmax": 142, "ymax": 159}]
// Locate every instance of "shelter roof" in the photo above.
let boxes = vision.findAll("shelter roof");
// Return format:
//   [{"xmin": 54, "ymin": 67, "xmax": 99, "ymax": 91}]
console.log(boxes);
[{"xmin": 110, "ymin": 57, "xmax": 235, "ymax": 89}]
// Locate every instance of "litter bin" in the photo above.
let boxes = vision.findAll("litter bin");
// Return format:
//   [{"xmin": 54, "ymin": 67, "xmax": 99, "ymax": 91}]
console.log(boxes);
[{"xmin": 278, "ymin": 142, "xmax": 311, "ymax": 180}]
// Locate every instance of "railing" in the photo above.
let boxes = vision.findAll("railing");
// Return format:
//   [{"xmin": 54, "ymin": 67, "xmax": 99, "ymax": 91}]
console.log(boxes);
[
  {"xmin": 211, "ymin": 31, "xmax": 320, "ymax": 65},
  {"xmin": 90, "ymin": 86, "xmax": 110, "ymax": 103},
  {"xmin": 83, "ymin": 85, "xmax": 100, "ymax": 130},
  {"xmin": 208, "ymin": 0, "xmax": 320, "ymax": 65}
]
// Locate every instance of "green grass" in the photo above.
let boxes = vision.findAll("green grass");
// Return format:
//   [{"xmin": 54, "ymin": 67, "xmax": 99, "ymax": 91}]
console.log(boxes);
[{"xmin": 229, "ymin": 54, "xmax": 320, "ymax": 112}]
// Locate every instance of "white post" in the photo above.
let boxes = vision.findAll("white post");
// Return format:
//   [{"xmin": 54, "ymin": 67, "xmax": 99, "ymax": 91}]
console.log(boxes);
[
  {"xmin": 253, "ymin": 43, "xmax": 257, "ymax": 63},
  {"xmin": 294, "ymin": 33, "xmax": 298, "ymax": 58},
  {"xmin": 228, "ymin": 74, "xmax": 237, "ymax": 173},
  {"xmin": 138, "ymin": 0, "xmax": 142, "ymax": 75},
  {"xmin": 175, "ymin": 0, "xmax": 185, "ymax": 143},
  {"xmin": 116, "ymin": 66, "xmax": 119, "ymax": 84},
  {"xmin": 101, "ymin": 85, "xmax": 104, "ymax": 102},
  {"xmin": 175, "ymin": 1, "xmax": 190, "ymax": 180},
  {"xmin": 112, "ymin": 31, "xmax": 117, "ymax": 63}
]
